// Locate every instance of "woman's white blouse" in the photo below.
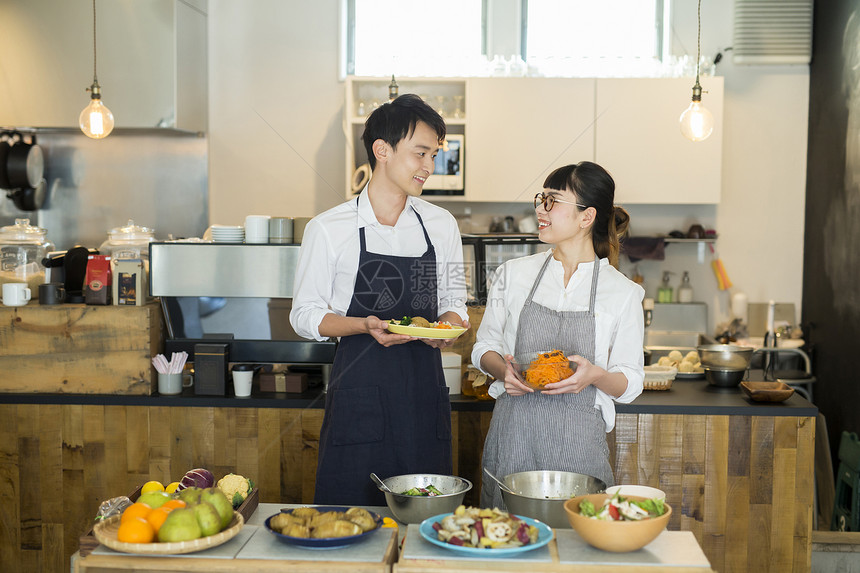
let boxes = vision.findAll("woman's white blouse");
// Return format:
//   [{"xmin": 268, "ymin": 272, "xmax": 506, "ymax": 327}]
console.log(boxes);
[
  {"xmin": 471, "ymin": 250, "xmax": 645, "ymax": 432},
  {"xmin": 290, "ymin": 191, "xmax": 469, "ymax": 341}
]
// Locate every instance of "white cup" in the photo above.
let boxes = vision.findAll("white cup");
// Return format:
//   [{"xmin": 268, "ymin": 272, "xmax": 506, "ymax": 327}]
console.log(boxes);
[
  {"xmin": 2, "ymin": 283, "xmax": 31, "ymax": 307},
  {"xmin": 232, "ymin": 370, "xmax": 253, "ymax": 397},
  {"xmin": 158, "ymin": 372, "xmax": 193, "ymax": 396},
  {"xmin": 244, "ymin": 215, "xmax": 271, "ymax": 244}
]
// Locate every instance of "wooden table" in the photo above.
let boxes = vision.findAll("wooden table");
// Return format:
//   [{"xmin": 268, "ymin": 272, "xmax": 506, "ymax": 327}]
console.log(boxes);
[{"xmin": 73, "ymin": 503, "xmax": 398, "ymax": 572}]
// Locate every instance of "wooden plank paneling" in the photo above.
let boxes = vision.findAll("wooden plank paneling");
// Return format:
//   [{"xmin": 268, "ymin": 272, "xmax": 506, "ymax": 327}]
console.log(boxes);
[{"xmin": 0, "ymin": 402, "xmax": 815, "ymax": 573}]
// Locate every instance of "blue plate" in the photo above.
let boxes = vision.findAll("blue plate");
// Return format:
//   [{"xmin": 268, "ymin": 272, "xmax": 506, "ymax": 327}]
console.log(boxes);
[
  {"xmin": 419, "ymin": 512, "xmax": 553, "ymax": 556},
  {"xmin": 264, "ymin": 506, "xmax": 382, "ymax": 550}
]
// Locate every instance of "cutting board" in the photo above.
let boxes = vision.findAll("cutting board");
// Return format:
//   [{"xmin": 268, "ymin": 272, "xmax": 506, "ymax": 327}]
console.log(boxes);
[
  {"xmin": 399, "ymin": 524, "xmax": 552, "ymax": 564},
  {"xmin": 235, "ymin": 524, "xmax": 397, "ymax": 564},
  {"xmin": 555, "ymin": 529, "xmax": 711, "ymax": 567}
]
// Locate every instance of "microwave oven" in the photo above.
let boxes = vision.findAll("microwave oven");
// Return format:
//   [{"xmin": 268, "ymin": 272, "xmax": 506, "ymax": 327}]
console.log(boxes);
[{"xmin": 422, "ymin": 134, "xmax": 464, "ymax": 196}]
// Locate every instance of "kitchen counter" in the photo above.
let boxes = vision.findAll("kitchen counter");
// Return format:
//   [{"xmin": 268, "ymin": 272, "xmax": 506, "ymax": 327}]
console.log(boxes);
[
  {"xmin": 1, "ymin": 380, "xmax": 815, "ymax": 573},
  {"xmin": 0, "ymin": 378, "xmax": 818, "ymax": 416}
]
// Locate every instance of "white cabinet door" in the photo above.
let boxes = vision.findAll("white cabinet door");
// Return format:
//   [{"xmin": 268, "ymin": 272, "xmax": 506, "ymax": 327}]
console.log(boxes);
[
  {"xmin": 595, "ymin": 77, "xmax": 723, "ymax": 204},
  {"xmin": 465, "ymin": 78, "xmax": 596, "ymax": 203}
]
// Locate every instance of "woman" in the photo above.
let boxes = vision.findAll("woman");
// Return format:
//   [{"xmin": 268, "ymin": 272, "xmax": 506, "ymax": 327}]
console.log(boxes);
[{"xmin": 471, "ymin": 161, "xmax": 644, "ymax": 509}]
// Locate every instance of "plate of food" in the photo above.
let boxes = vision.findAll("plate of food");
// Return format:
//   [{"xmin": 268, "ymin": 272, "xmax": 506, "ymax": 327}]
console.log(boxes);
[
  {"xmin": 387, "ymin": 316, "xmax": 467, "ymax": 339},
  {"xmin": 510, "ymin": 350, "xmax": 574, "ymax": 390},
  {"xmin": 264, "ymin": 506, "xmax": 382, "ymax": 550},
  {"xmin": 419, "ymin": 506, "xmax": 552, "ymax": 556},
  {"xmin": 655, "ymin": 350, "xmax": 703, "ymax": 379}
]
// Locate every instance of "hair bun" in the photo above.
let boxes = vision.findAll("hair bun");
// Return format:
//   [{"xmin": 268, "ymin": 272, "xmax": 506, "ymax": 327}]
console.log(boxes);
[{"xmin": 612, "ymin": 206, "xmax": 630, "ymax": 237}]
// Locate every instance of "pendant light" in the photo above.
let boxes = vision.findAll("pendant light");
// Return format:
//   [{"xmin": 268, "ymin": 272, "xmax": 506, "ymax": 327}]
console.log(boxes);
[
  {"xmin": 679, "ymin": 0, "xmax": 714, "ymax": 142},
  {"xmin": 79, "ymin": 0, "xmax": 114, "ymax": 139}
]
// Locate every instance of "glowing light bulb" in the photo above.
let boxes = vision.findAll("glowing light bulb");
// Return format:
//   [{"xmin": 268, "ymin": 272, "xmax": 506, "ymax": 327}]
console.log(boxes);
[
  {"xmin": 79, "ymin": 94, "xmax": 114, "ymax": 139},
  {"xmin": 679, "ymin": 100, "xmax": 714, "ymax": 142}
]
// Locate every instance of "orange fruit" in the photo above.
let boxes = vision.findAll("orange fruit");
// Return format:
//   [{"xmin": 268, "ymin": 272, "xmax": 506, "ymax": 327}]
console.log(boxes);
[
  {"xmin": 121, "ymin": 502, "xmax": 153, "ymax": 524},
  {"xmin": 117, "ymin": 516, "xmax": 155, "ymax": 543},
  {"xmin": 145, "ymin": 507, "xmax": 172, "ymax": 533},
  {"xmin": 161, "ymin": 499, "xmax": 186, "ymax": 511}
]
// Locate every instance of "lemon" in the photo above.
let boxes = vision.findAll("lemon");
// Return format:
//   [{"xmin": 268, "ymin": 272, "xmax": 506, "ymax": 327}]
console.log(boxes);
[
  {"xmin": 382, "ymin": 517, "xmax": 398, "ymax": 528},
  {"xmin": 165, "ymin": 481, "xmax": 181, "ymax": 494},
  {"xmin": 141, "ymin": 480, "xmax": 165, "ymax": 494}
]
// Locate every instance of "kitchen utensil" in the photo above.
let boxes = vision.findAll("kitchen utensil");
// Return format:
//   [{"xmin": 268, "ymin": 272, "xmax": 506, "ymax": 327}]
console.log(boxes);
[
  {"xmin": 418, "ymin": 512, "xmax": 553, "ymax": 556},
  {"xmin": 3, "ymin": 132, "xmax": 44, "ymax": 189},
  {"xmin": 38, "ymin": 283, "xmax": 65, "ymax": 305},
  {"xmin": 605, "ymin": 484, "xmax": 666, "ymax": 501},
  {"xmin": 500, "ymin": 470, "xmax": 606, "ymax": 529},
  {"xmin": 268, "ymin": 217, "xmax": 293, "ymax": 243},
  {"xmin": 370, "ymin": 472, "xmax": 394, "ymax": 494},
  {"xmin": 740, "ymin": 380, "xmax": 795, "ymax": 402},
  {"xmin": 378, "ymin": 473, "xmax": 472, "ymax": 524},
  {"xmin": 704, "ymin": 367, "xmax": 746, "ymax": 387},
  {"xmin": 0, "ymin": 133, "xmax": 12, "ymax": 189},
  {"xmin": 264, "ymin": 507, "xmax": 382, "ymax": 549},
  {"xmin": 482, "ymin": 467, "xmax": 516, "ymax": 495},
  {"xmin": 564, "ymin": 493, "xmax": 672, "ymax": 552},
  {"xmin": 8, "ymin": 178, "xmax": 47, "ymax": 211},
  {"xmin": 697, "ymin": 344, "xmax": 754, "ymax": 370},
  {"xmin": 2, "ymin": 282, "xmax": 31, "ymax": 306}
]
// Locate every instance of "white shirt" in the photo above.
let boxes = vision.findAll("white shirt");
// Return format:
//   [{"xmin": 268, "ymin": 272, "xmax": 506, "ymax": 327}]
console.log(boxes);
[
  {"xmin": 471, "ymin": 250, "xmax": 645, "ymax": 432},
  {"xmin": 290, "ymin": 191, "xmax": 469, "ymax": 341}
]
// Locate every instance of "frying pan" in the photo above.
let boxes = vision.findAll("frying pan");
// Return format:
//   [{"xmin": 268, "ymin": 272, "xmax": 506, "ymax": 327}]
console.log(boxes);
[
  {"xmin": 5, "ymin": 132, "xmax": 44, "ymax": 189},
  {"xmin": 0, "ymin": 133, "xmax": 12, "ymax": 189}
]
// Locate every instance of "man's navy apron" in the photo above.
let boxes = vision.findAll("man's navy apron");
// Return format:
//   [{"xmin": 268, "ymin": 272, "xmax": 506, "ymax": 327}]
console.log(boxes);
[{"xmin": 313, "ymin": 208, "xmax": 453, "ymax": 506}]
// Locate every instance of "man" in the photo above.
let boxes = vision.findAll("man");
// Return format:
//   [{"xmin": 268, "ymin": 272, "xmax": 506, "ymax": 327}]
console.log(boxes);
[{"xmin": 290, "ymin": 94, "xmax": 469, "ymax": 505}]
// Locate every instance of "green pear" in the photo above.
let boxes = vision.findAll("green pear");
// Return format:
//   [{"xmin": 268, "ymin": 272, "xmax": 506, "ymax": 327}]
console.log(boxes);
[
  {"xmin": 193, "ymin": 501, "xmax": 222, "ymax": 536},
  {"xmin": 157, "ymin": 508, "xmax": 202, "ymax": 542},
  {"xmin": 200, "ymin": 487, "xmax": 233, "ymax": 530},
  {"xmin": 177, "ymin": 486, "xmax": 202, "ymax": 505},
  {"xmin": 137, "ymin": 490, "xmax": 171, "ymax": 509}
]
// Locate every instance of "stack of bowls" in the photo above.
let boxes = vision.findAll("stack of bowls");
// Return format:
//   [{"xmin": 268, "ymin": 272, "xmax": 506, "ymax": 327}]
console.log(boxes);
[
  {"xmin": 377, "ymin": 473, "xmax": 472, "ymax": 524},
  {"xmin": 697, "ymin": 344, "xmax": 754, "ymax": 387},
  {"xmin": 244, "ymin": 215, "xmax": 271, "ymax": 244}
]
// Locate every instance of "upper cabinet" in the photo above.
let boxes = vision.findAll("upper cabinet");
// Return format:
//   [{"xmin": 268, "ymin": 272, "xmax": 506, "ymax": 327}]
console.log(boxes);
[
  {"xmin": 595, "ymin": 77, "xmax": 724, "ymax": 204},
  {"xmin": 345, "ymin": 76, "xmax": 724, "ymax": 205},
  {"xmin": 0, "ymin": 0, "xmax": 207, "ymax": 132},
  {"xmin": 466, "ymin": 78, "xmax": 595, "ymax": 203}
]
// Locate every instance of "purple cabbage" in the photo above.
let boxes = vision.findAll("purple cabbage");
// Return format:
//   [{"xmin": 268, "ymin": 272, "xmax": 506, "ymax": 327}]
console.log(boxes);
[{"xmin": 176, "ymin": 467, "xmax": 215, "ymax": 491}]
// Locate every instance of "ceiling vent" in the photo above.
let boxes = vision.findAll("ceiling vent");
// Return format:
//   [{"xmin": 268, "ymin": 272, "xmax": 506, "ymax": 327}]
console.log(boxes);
[{"xmin": 733, "ymin": 0, "xmax": 813, "ymax": 64}]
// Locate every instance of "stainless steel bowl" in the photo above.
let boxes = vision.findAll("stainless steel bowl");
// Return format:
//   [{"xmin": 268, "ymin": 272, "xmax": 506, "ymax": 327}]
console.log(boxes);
[
  {"xmin": 697, "ymin": 344, "xmax": 754, "ymax": 370},
  {"xmin": 501, "ymin": 470, "xmax": 606, "ymax": 529},
  {"xmin": 704, "ymin": 367, "xmax": 746, "ymax": 387},
  {"xmin": 379, "ymin": 474, "xmax": 472, "ymax": 524}
]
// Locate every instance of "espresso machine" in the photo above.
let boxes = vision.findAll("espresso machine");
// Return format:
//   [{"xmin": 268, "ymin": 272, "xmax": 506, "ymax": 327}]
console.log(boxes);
[{"xmin": 149, "ymin": 242, "xmax": 336, "ymax": 388}]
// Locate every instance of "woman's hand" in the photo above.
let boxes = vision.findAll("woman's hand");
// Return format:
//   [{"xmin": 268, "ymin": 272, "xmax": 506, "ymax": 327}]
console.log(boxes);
[
  {"xmin": 542, "ymin": 354, "xmax": 606, "ymax": 395},
  {"xmin": 366, "ymin": 316, "xmax": 415, "ymax": 347},
  {"xmin": 502, "ymin": 354, "xmax": 534, "ymax": 396}
]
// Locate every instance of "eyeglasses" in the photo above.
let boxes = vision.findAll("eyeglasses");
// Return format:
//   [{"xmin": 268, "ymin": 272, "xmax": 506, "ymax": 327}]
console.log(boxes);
[{"xmin": 534, "ymin": 192, "xmax": 587, "ymax": 212}]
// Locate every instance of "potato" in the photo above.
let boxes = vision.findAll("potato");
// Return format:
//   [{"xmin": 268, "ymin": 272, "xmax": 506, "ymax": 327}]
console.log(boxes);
[
  {"xmin": 291, "ymin": 507, "xmax": 320, "ymax": 519},
  {"xmin": 410, "ymin": 316, "xmax": 432, "ymax": 328},
  {"xmin": 312, "ymin": 520, "xmax": 362, "ymax": 538}
]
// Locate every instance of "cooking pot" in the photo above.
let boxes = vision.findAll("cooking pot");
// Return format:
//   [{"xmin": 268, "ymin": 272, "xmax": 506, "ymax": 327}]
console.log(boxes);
[
  {"xmin": 4, "ymin": 132, "xmax": 44, "ymax": 190},
  {"xmin": 8, "ymin": 178, "xmax": 47, "ymax": 211}
]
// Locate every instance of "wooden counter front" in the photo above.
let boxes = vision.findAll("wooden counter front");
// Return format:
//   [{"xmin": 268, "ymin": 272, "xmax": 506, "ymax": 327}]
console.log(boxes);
[
  {"xmin": 0, "ymin": 302, "xmax": 164, "ymax": 394},
  {"xmin": 0, "ymin": 398, "xmax": 813, "ymax": 573}
]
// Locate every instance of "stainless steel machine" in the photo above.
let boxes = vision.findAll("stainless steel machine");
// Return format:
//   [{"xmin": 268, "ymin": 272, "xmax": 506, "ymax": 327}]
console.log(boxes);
[{"xmin": 149, "ymin": 242, "xmax": 335, "ymax": 383}]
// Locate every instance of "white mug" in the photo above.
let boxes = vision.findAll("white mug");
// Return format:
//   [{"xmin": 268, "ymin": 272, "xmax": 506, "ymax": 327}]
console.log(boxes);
[
  {"xmin": 232, "ymin": 370, "xmax": 253, "ymax": 397},
  {"xmin": 2, "ymin": 283, "xmax": 31, "ymax": 307}
]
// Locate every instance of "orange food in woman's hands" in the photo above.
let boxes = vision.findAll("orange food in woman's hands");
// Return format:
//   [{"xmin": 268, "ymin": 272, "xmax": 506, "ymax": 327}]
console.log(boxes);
[
  {"xmin": 525, "ymin": 350, "xmax": 573, "ymax": 388},
  {"xmin": 117, "ymin": 516, "xmax": 156, "ymax": 543},
  {"xmin": 121, "ymin": 502, "xmax": 153, "ymax": 524}
]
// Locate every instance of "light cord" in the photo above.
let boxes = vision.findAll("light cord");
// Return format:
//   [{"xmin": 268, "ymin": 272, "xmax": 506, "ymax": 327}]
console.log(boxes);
[
  {"xmin": 695, "ymin": 0, "xmax": 702, "ymax": 87},
  {"xmin": 92, "ymin": 0, "xmax": 98, "ymax": 83}
]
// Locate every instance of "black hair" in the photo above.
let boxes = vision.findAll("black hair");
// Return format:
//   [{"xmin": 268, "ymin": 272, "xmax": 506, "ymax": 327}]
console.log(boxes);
[
  {"xmin": 361, "ymin": 94, "xmax": 446, "ymax": 170},
  {"xmin": 543, "ymin": 161, "xmax": 630, "ymax": 268}
]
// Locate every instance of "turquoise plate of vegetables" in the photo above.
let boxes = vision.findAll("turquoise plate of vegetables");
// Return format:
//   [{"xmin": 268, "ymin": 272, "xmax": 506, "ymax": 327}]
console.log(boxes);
[{"xmin": 419, "ymin": 511, "xmax": 553, "ymax": 557}]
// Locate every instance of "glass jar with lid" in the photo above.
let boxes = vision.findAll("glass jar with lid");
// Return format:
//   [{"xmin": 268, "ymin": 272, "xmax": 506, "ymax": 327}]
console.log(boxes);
[
  {"xmin": 99, "ymin": 219, "xmax": 156, "ymax": 271},
  {"xmin": 0, "ymin": 218, "xmax": 55, "ymax": 299}
]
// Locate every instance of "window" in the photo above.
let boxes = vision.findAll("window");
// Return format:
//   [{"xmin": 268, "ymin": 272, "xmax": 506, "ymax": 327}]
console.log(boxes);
[{"xmin": 344, "ymin": 0, "xmax": 668, "ymax": 78}]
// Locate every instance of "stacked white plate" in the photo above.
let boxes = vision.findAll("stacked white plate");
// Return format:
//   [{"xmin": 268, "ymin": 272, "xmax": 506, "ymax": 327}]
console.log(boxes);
[{"xmin": 210, "ymin": 225, "xmax": 245, "ymax": 243}]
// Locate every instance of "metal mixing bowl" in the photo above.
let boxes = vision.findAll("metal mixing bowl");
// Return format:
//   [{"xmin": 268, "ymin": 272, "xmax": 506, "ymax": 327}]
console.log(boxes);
[
  {"xmin": 704, "ymin": 367, "xmax": 746, "ymax": 387},
  {"xmin": 697, "ymin": 344, "xmax": 754, "ymax": 370},
  {"xmin": 379, "ymin": 474, "xmax": 472, "ymax": 524},
  {"xmin": 501, "ymin": 470, "xmax": 606, "ymax": 529}
]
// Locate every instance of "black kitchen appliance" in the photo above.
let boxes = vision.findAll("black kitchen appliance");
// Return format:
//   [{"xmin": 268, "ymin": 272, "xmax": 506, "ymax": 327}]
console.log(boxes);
[{"xmin": 461, "ymin": 233, "xmax": 548, "ymax": 305}]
